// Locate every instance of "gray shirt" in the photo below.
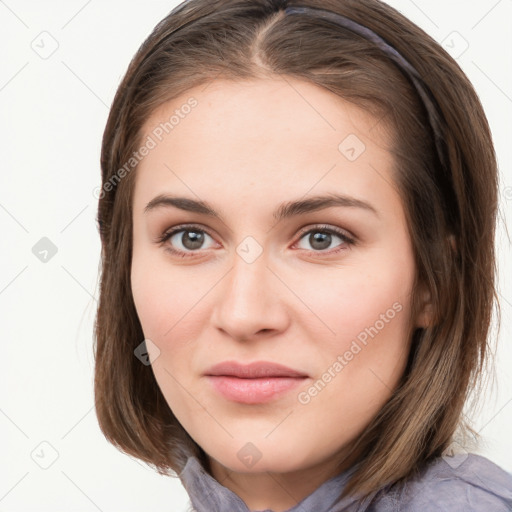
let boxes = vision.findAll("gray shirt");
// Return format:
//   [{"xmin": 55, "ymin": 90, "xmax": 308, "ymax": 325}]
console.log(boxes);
[{"xmin": 178, "ymin": 453, "xmax": 512, "ymax": 511}]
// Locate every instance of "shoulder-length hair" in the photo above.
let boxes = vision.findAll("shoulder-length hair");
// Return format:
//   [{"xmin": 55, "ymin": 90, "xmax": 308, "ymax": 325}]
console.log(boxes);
[{"xmin": 94, "ymin": 0, "xmax": 499, "ymax": 500}]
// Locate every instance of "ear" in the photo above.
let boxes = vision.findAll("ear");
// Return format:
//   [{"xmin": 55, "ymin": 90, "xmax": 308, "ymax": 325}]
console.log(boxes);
[
  {"xmin": 414, "ymin": 234, "xmax": 455, "ymax": 329},
  {"xmin": 448, "ymin": 233, "xmax": 457, "ymax": 253},
  {"xmin": 414, "ymin": 282, "xmax": 434, "ymax": 329}
]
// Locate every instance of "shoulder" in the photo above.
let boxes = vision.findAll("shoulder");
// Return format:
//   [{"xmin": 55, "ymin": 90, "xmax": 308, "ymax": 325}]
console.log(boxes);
[{"xmin": 374, "ymin": 454, "xmax": 512, "ymax": 511}]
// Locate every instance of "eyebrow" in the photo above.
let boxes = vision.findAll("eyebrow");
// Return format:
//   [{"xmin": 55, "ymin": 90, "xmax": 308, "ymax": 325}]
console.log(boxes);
[{"xmin": 144, "ymin": 193, "xmax": 379, "ymax": 222}]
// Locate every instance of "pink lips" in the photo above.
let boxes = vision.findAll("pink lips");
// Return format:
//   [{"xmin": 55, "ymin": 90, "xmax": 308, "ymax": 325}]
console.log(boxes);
[{"xmin": 204, "ymin": 361, "xmax": 309, "ymax": 404}]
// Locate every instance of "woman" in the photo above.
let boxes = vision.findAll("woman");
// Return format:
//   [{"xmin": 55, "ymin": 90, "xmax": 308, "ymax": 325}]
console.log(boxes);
[{"xmin": 94, "ymin": 0, "xmax": 512, "ymax": 510}]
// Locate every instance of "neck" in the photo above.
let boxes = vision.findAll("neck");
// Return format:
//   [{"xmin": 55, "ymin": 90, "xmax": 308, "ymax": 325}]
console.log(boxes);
[{"xmin": 207, "ymin": 447, "xmax": 361, "ymax": 511}]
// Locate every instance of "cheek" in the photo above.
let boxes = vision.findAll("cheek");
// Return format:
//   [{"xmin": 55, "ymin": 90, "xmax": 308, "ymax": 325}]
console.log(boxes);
[
  {"xmin": 296, "ymin": 257, "xmax": 414, "ymax": 408},
  {"xmin": 131, "ymin": 243, "xmax": 187, "ymax": 332},
  {"xmin": 131, "ymin": 259, "xmax": 170, "ymax": 339},
  {"xmin": 130, "ymin": 249, "xmax": 213, "ymax": 360},
  {"xmin": 318, "ymin": 299, "xmax": 411, "ymax": 414},
  {"xmin": 291, "ymin": 260, "xmax": 413, "ymax": 348}
]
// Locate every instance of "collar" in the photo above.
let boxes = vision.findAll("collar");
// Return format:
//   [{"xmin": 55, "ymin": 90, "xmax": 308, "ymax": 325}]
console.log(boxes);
[{"xmin": 178, "ymin": 455, "xmax": 374, "ymax": 512}]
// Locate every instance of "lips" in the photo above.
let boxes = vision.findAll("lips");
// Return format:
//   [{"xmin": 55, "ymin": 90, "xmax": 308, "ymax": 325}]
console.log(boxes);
[
  {"xmin": 204, "ymin": 360, "xmax": 309, "ymax": 379},
  {"xmin": 204, "ymin": 361, "xmax": 309, "ymax": 404}
]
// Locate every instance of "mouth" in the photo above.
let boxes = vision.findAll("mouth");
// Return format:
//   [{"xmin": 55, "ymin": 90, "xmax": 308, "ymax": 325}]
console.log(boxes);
[
  {"xmin": 204, "ymin": 360, "xmax": 309, "ymax": 404},
  {"xmin": 205, "ymin": 360, "xmax": 309, "ymax": 379}
]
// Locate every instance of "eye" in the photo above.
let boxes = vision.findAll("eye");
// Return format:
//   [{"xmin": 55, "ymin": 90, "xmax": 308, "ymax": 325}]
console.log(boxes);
[
  {"xmin": 157, "ymin": 224, "xmax": 217, "ymax": 258},
  {"xmin": 156, "ymin": 223, "xmax": 355, "ymax": 259},
  {"xmin": 294, "ymin": 225, "xmax": 355, "ymax": 254}
]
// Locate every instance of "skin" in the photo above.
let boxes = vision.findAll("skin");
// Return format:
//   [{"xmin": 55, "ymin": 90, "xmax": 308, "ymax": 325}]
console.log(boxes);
[{"xmin": 131, "ymin": 77, "xmax": 431, "ymax": 511}]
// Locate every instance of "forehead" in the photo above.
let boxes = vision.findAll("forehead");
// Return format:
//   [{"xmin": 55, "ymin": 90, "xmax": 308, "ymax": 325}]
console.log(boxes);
[
  {"xmin": 134, "ymin": 77, "xmax": 398, "ymax": 215},
  {"xmin": 142, "ymin": 76, "xmax": 390, "ymax": 152}
]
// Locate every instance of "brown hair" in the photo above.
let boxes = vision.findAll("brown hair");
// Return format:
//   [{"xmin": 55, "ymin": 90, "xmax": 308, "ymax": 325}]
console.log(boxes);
[{"xmin": 94, "ymin": 0, "xmax": 499, "ymax": 502}]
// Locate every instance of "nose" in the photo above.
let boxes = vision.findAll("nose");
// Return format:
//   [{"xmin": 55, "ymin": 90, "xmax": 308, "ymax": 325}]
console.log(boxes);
[{"xmin": 210, "ymin": 248, "xmax": 290, "ymax": 342}]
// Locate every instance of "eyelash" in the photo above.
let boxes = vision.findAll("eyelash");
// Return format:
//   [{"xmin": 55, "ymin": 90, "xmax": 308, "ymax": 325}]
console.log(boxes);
[{"xmin": 155, "ymin": 223, "xmax": 356, "ymax": 259}]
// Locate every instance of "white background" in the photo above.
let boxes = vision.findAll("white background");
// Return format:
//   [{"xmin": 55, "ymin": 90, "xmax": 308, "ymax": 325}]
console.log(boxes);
[{"xmin": 1, "ymin": 0, "xmax": 511, "ymax": 510}]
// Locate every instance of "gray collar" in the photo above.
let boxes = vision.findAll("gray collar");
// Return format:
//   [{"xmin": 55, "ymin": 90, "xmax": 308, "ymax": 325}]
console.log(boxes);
[{"xmin": 178, "ymin": 455, "xmax": 376, "ymax": 512}]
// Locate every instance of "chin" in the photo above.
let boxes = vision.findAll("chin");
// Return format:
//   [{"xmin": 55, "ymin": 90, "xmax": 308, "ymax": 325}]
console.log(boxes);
[{"xmin": 202, "ymin": 435, "xmax": 321, "ymax": 475}]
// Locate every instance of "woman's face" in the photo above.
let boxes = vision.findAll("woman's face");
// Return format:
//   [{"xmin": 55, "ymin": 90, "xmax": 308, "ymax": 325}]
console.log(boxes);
[{"xmin": 131, "ymin": 77, "xmax": 428, "ymax": 480}]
